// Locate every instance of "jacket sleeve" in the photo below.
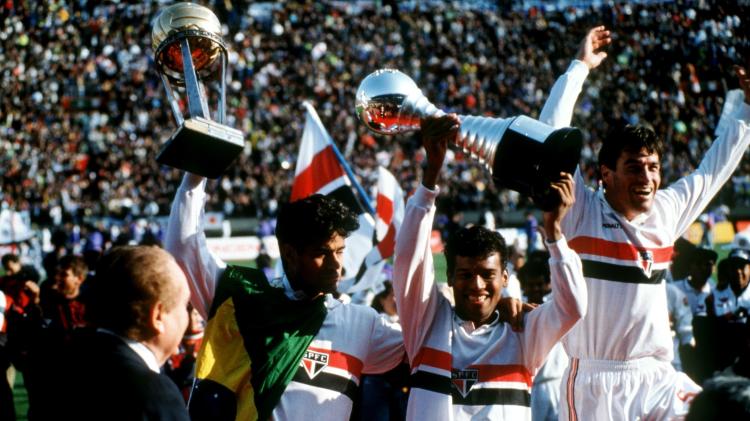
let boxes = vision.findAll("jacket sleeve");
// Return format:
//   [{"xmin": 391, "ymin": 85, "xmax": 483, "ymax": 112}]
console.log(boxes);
[
  {"xmin": 392, "ymin": 185, "xmax": 443, "ymax": 364},
  {"xmin": 539, "ymin": 60, "xmax": 590, "ymax": 129},
  {"xmin": 363, "ymin": 312, "xmax": 405, "ymax": 374},
  {"xmin": 538, "ymin": 60, "xmax": 593, "ymax": 236},
  {"xmin": 658, "ymin": 101, "xmax": 750, "ymax": 240},
  {"xmin": 521, "ymin": 236, "xmax": 587, "ymax": 370},
  {"xmin": 164, "ymin": 173, "xmax": 227, "ymax": 319}
]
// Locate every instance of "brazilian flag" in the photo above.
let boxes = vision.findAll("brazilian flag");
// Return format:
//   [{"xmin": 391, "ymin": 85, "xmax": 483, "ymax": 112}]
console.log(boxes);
[{"xmin": 190, "ymin": 266, "xmax": 327, "ymax": 420}]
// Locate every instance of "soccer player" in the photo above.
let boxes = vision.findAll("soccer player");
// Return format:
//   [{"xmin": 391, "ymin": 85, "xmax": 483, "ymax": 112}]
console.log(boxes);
[
  {"xmin": 165, "ymin": 174, "xmax": 405, "ymax": 420},
  {"xmin": 538, "ymin": 26, "xmax": 750, "ymax": 419},
  {"xmin": 393, "ymin": 114, "xmax": 587, "ymax": 420}
]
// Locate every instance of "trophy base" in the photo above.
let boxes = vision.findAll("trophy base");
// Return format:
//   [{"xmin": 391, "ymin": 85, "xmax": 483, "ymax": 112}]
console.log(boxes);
[
  {"xmin": 492, "ymin": 120, "xmax": 582, "ymax": 211},
  {"xmin": 157, "ymin": 117, "xmax": 244, "ymax": 179}
]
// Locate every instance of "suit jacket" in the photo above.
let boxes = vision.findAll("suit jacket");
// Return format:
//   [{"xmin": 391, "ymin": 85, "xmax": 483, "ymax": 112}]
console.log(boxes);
[{"xmin": 53, "ymin": 329, "xmax": 190, "ymax": 421}]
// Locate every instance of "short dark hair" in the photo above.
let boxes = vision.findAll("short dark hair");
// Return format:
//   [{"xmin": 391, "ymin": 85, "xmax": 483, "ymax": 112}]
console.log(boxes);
[
  {"xmin": 86, "ymin": 246, "xmax": 182, "ymax": 341},
  {"xmin": 1, "ymin": 253, "xmax": 20, "ymax": 269},
  {"xmin": 371, "ymin": 281, "xmax": 394, "ymax": 314},
  {"xmin": 276, "ymin": 194, "xmax": 359, "ymax": 250},
  {"xmin": 57, "ymin": 255, "xmax": 88, "ymax": 279},
  {"xmin": 686, "ymin": 376, "xmax": 750, "ymax": 420},
  {"xmin": 517, "ymin": 257, "xmax": 550, "ymax": 285},
  {"xmin": 445, "ymin": 226, "xmax": 508, "ymax": 279},
  {"xmin": 598, "ymin": 125, "xmax": 664, "ymax": 171}
]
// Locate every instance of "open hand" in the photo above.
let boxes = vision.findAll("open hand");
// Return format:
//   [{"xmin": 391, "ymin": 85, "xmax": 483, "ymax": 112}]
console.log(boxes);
[
  {"xmin": 576, "ymin": 26, "xmax": 611, "ymax": 70},
  {"xmin": 497, "ymin": 296, "xmax": 538, "ymax": 332},
  {"xmin": 420, "ymin": 114, "xmax": 459, "ymax": 188},
  {"xmin": 543, "ymin": 173, "xmax": 575, "ymax": 242}
]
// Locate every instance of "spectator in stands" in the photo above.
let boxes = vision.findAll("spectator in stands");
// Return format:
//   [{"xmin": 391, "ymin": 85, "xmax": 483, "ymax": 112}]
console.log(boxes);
[
  {"xmin": 2, "ymin": 2, "xmax": 748, "ymax": 246},
  {"xmin": 42, "ymin": 230, "xmax": 69, "ymax": 281},
  {"xmin": 0, "ymin": 253, "xmax": 40, "ymax": 314},
  {"xmin": 39, "ymin": 254, "xmax": 88, "ymax": 331},
  {"xmin": 15, "ymin": 255, "xmax": 87, "ymax": 420}
]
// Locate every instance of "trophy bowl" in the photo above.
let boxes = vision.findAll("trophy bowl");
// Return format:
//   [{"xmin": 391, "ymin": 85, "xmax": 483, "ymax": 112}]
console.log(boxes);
[
  {"xmin": 355, "ymin": 69, "xmax": 582, "ymax": 210},
  {"xmin": 152, "ymin": 2, "xmax": 225, "ymax": 85}
]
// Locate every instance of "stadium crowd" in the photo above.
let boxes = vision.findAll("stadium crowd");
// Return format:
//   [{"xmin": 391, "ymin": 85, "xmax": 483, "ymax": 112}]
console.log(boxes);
[{"xmin": 1, "ymin": 1, "xmax": 748, "ymax": 232}]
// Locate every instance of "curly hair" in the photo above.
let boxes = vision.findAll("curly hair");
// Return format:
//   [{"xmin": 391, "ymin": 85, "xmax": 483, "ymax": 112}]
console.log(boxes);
[
  {"xmin": 444, "ymin": 225, "xmax": 508, "ymax": 279},
  {"xmin": 598, "ymin": 124, "xmax": 664, "ymax": 171},
  {"xmin": 276, "ymin": 194, "xmax": 360, "ymax": 250}
]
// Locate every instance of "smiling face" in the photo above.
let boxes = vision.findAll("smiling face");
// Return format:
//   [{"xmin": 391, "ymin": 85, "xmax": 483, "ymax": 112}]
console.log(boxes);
[
  {"xmin": 449, "ymin": 253, "xmax": 506, "ymax": 326},
  {"xmin": 601, "ymin": 147, "xmax": 661, "ymax": 220},
  {"xmin": 282, "ymin": 234, "xmax": 346, "ymax": 297}
]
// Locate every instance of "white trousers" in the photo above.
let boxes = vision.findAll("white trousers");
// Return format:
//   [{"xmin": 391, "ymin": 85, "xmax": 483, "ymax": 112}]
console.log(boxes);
[{"xmin": 559, "ymin": 357, "xmax": 701, "ymax": 421}]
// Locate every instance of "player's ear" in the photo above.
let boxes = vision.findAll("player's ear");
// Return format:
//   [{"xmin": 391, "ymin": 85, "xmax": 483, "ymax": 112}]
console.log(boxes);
[{"xmin": 280, "ymin": 243, "xmax": 299, "ymax": 278}]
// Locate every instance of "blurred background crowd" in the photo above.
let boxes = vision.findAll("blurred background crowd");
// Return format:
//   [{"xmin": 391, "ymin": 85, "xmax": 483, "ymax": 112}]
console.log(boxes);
[{"xmin": 1, "ymin": 1, "xmax": 748, "ymax": 247}]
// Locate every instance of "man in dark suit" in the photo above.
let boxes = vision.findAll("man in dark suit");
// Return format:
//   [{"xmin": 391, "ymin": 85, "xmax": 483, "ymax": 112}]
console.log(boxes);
[{"xmin": 56, "ymin": 245, "xmax": 191, "ymax": 420}]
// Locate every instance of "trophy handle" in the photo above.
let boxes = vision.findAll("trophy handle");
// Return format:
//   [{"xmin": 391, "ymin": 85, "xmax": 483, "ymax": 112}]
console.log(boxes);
[
  {"xmin": 160, "ymin": 73, "xmax": 184, "ymax": 126},
  {"xmin": 180, "ymin": 37, "xmax": 210, "ymax": 119}
]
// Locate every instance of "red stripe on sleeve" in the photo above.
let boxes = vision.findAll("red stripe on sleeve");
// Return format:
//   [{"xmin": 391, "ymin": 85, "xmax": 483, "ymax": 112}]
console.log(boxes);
[
  {"xmin": 412, "ymin": 347, "xmax": 452, "ymax": 371},
  {"xmin": 568, "ymin": 236, "xmax": 673, "ymax": 263}
]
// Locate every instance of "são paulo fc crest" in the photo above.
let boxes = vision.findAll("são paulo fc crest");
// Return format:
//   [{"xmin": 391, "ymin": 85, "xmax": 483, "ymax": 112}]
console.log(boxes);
[
  {"xmin": 639, "ymin": 250, "xmax": 653, "ymax": 277},
  {"xmin": 451, "ymin": 368, "xmax": 479, "ymax": 397},
  {"xmin": 301, "ymin": 350, "xmax": 329, "ymax": 379}
]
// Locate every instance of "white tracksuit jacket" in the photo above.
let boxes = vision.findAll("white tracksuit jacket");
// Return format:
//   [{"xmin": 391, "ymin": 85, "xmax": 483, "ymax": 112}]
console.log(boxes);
[
  {"xmin": 165, "ymin": 174, "xmax": 405, "ymax": 420},
  {"xmin": 540, "ymin": 60, "xmax": 750, "ymax": 362},
  {"xmin": 393, "ymin": 186, "xmax": 587, "ymax": 420}
]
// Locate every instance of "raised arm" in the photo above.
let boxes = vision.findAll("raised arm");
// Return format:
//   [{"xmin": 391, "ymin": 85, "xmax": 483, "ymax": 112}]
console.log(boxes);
[
  {"xmin": 522, "ymin": 173, "xmax": 588, "ymax": 369},
  {"xmin": 393, "ymin": 114, "xmax": 459, "ymax": 362},
  {"xmin": 164, "ymin": 173, "xmax": 227, "ymax": 319},
  {"xmin": 539, "ymin": 26, "xmax": 610, "ymax": 128},
  {"xmin": 661, "ymin": 66, "xmax": 750, "ymax": 239}
]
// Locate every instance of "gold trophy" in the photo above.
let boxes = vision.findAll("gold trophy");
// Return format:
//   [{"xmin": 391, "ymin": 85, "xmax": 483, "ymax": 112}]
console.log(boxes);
[
  {"xmin": 151, "ymin": 2, "xmax": 244, "ymax": 178},
  {"xmin": 356, "ymin": 69, "xmax": 583, "ymax": 210}
]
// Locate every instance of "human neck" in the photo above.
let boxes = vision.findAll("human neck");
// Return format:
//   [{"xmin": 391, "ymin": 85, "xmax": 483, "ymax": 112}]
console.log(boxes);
[
  {"xmin": 688, "ymin": 277, "xmax": 707, "ymax": 291},
  {"xmin": 604, "ymin": 195, "xmax": 640, "ymax": 221},
  {"xmin": 287, "ymin": 276, "xmax": 323, "ymax": 300}
]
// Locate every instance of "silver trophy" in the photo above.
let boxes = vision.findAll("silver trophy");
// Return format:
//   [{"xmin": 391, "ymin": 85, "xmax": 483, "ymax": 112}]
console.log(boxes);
[
  {"xmin": 151, "ymin": 2, "xmax": 244, "ymax": 178},
  {"xmin": 355, "ymin": 69, "xmax": 583, "ymax": 210}
]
